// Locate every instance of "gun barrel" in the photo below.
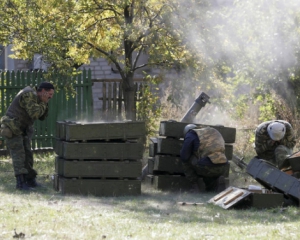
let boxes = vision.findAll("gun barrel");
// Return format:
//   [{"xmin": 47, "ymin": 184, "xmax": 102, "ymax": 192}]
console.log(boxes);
[
  {"xmin": 180, "ymin": 92, "xmax": 210, "ymax": 123},
  {"xmin": 232, "ymin": 154, "xmax": 248, "ymax": 170}
]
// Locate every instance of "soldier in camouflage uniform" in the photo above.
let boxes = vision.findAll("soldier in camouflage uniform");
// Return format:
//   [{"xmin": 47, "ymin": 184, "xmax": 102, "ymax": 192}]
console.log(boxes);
[
  {"xmin": 0, "ymin": 82, "xmax": 55, "ymax": 190},
  {"xmin": 180, "ymin": 124, "xmax": 229, "ymax": 192},
  {"xmin": 254, "ymin": 120, "xmax": 296, "ymax": 168}
]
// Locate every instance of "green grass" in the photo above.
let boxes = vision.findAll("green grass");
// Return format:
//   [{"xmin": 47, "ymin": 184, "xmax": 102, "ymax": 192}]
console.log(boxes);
[{"xmin": 0, "ymin": 153, "xmax": 300, "ymax": 240}]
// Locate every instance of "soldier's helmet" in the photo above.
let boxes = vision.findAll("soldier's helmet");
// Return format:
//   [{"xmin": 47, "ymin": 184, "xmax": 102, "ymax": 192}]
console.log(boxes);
[
  {"xmin": 267, "ymin": 122, "xmax": 286, "ymax": 141},
  {"xmin": 183, "ymin": 124, "xmax": 197, "ymax": 137}
]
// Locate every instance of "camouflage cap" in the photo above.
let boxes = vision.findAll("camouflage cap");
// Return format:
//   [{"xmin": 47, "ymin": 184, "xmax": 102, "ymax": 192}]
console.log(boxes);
[{"xmin": 38, "ymin": 82, "xmax": 55, "ymax": 90}]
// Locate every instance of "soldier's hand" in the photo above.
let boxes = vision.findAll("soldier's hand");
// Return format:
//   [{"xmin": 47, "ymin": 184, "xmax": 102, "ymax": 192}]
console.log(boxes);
[
  {"xmin": 40, "ymin": 92, "xmax": 50, "ymax": 103},
  {"xmin": 267, "ymin": 139, "xmax": 276, "ymax": 146}
]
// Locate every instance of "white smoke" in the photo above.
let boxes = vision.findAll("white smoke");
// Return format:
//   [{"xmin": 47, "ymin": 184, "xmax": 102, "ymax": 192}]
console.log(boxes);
[
  {"xmin": 168, "ymin": 0, "xmax": 300, "ymax": 126},
  {"xmin": 172, "ymin": 0, "xmax": 300, "ymax": 75}
]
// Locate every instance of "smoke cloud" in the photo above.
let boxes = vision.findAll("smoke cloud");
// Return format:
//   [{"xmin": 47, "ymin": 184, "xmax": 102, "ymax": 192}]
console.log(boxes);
[{"xmin": 169, "ymin": 0, "xmax": 300, "ymax": 126}]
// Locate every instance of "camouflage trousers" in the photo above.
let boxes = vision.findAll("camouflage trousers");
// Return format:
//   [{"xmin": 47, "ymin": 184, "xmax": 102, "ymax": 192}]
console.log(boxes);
[
  {"xmin": 5, "ymin": 134, "xmax": 37, "ymax": 178},
  {"xmin": 182, "ymin": 160, "xmax": 229, "ymax": 191},
  {"xmin": 257, "ymin": 145, "xmax": 293, "ymax": 168}
]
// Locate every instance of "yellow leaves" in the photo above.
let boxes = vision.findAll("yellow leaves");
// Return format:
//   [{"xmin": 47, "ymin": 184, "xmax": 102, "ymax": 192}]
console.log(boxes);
[{"xmin": 66, "ymin": 18, "xmax": 75, "ymax": 28}]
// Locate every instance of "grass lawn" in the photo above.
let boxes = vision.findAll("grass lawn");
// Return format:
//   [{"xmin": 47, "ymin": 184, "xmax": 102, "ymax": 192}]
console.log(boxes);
[{"xmin": 0, "ymin": 153, "xmax": 300, "ymax": 240}]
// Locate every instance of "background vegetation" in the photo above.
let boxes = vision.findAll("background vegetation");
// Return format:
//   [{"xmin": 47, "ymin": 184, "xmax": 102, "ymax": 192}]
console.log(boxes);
[{"xmin": 1, "ymin": 0, "xmax": 300, "ymax": 131}]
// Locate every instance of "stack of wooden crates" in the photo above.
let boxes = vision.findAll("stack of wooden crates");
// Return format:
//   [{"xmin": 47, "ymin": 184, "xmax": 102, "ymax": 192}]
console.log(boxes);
[
  {"xmin": 146, "ymin": 121, "xmax": 236, "ymax": 191},
  {"xmin": 53, "ymin": 121, "xmax": 145, "ymax": 197}
]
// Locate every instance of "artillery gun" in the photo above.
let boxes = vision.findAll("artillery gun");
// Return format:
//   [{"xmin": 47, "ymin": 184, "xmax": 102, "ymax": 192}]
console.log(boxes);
[{"xmin": 141, "ymin": 92, "xmax": 211, "ymax": 180}]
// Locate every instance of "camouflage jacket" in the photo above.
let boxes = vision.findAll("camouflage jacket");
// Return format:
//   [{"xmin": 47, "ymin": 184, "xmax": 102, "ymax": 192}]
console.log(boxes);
[
  {"xmin": 255, "ymin": 120, "xmax": 296, "ymax": 156},
  {"xmin": 1, "ymin": 86, "xmax": 48, "ymax": 135},
  {"xmin": 193, "ymin": 127, "xmax": 227, "ymax": 164}
]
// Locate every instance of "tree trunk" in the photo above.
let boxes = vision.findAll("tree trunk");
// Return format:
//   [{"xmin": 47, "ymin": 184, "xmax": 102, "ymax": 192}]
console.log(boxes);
[
  {"xmin": 123, "ymin": 87, "xmax": 136, "ymax": 121},
  {"xmin": 122, "ymin": 5, "xmax": 136, "ymax": 121}
]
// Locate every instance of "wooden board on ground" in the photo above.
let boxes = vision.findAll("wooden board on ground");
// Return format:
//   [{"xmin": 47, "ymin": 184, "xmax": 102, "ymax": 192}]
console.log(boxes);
[
  {"xmin": 56, "ymin": 121, "xmax": 146, "ymax": 141},
  {"xmin": 54, "ymin": 140, "xmax": 144, "ymax": 160},
  {"xmin": 55, "ymin": 157, "xmax": 142, "ymax": 178},
  {"xmin": 208, "ymin": 186, "xmax": 284, "ymax": 209},
  {"xmin": 54, "ymin": 176, "xmax": 141, "ymax": 196},
  {"xmin": 149, "ymin": 137, "xmax": 233, "ymax": 160},
  {"xmin": 159, "ymin": 121, "xmax": 236, "ymax": 143},
  {"xmin": 177, "ymin": 202, "xmax": 204, "ymax": 206}
]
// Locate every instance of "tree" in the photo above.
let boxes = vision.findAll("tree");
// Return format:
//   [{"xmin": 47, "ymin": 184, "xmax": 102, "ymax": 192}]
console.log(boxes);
[
  {"xmin": 0, "ymin": 0, "xmax": 198, "ymax": 120},
  {"xmin": 2, "ymin": 0, "xmax": 300, "ymax": 127}
]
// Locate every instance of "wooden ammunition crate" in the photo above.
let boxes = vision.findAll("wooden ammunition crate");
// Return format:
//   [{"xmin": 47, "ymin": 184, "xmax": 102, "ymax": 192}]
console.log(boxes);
[
  {"xmin": 159, "ymin": 121, "xmax": 236, "ymax": 143},
  {"xmin": 247, "ymin": 157, "xmax": 300, "ymax": 201},
  {"xmin": 208, "ymin": 187, "xmax": 284, "ymax": 209},
  {"xmin": 146, "ymin": 175, "xmax": 196, "ymax": 191},
  {"xmin": 55, "ymin": 157, "xmax": 141, "ymax": 178},
  {"xmin": 54, "ymin": 140, "xmax": 144, "ymax": 160},
  {"xmin": 146, "ymin": 175, "xmax": 230, "ymax": 192},
  {"xmin": 53, "ymin": 176, "xmax": 141, "ymax": 196},
  {"xmin": 149, "ymin": 137, "xmax": 233, "ymax": 160},
  {"xmin": 148, "ymin": 155, "xmax": 183, "ymax": 175},
  {"xmin": 56, "ymin": 121, "xmax": 146, "ymax": 141}
]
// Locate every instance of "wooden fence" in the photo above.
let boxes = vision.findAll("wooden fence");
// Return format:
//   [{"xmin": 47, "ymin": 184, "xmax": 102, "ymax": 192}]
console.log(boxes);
[
  {"xmin": 0, "ymin": 69, "xmax": 93, "ymax": 152},
  {"xmin": 0, "ymin": 72, "xmax": 153, "ymax": 154},
  {"xmin": 94, "ymin": 79, "xmax": 145, "ymax": 121}
]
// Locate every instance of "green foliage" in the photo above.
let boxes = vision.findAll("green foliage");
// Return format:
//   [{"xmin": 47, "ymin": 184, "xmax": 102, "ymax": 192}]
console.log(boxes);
[
  {"xmin": 0, "ymin": 0, "xmax": 203, "ymax": 120},
  {"xmin": 1, "ymin": 0, "xmax": 300, "ymax": 124},
  {"xmin": 255, "ymin": 93, "xmax": 277, "ymax": 121},
  {"xmin": 136, "ymin": 74, "xmax": 162, "ymax": 136}
]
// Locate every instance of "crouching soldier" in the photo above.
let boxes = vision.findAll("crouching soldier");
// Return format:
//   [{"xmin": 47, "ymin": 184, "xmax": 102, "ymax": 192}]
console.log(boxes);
[
  {"xmin": 0, "ymin": 82, "xmax": 55, "ymax": 190},
  {"xmin": 254, "ymin": 120, "xmax": 296, "ymax": 169},
  {"xmin": 180, "ymin": 124, "xmax": 229, "ymax": 192}
]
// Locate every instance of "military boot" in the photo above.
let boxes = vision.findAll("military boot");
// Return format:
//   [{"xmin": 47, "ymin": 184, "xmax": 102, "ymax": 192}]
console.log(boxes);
[
  {"xmin": 16, "ymin": 174, "xmax": 32, "ymax": 191},
  {"xmin": 26, "ymin": 178, "xmax": 44, "ymax": 188}
]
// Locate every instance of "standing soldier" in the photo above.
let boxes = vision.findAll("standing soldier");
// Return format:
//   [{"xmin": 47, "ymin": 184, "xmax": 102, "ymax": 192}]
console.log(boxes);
[
  {"xmin": 0, "ymin": 82, "xmax": 55, "ymax": 190},
  {"xmin": 254, "ymin": 120, "xmax": 296, "ymax": 168},
  {"xmin": 180, "ymin": 124, "xmax": 229, "ymax": 192}
]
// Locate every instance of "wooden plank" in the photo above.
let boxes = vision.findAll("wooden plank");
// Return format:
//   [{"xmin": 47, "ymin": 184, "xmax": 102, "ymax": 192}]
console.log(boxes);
[
  {"xmin": 150, "ymin": 137, "xmax": 233, "ymax": 160},
  {"xmin": 224, "ymin": 190, "xmax": 244, "ymax": 205},
  {"xmin": 146, "ymin": 175, "xmax": 193, "ymax": 191},
  {"xmin": 208, "ymin": 186, "xmax": 284, "ymax": 209},
  {"xmin": 103, "ymin": 81, "xmax": 107, "ymax": 112},
  {"xmin": 152, "ymin": 155, "xmax": 183, "ymax": 174},
  {"xmin": 54, "ymin": 140, "xmax": 144, "ymax": 160},
  {"xmin": 62, "ymin": 121, "xmax": 146, "ymax": 141},
  {"xmin": 108, "ymin": 82, "xmax": 112, "ymax": 120},
  {"xmin": 56, "ymin": 177, "xmax": 141, "ymax": 196},
  {"xmin": 159, "ymin": 121, "xmax": 236, "ymax": 143},
  {"xmin": 177, "ymin": 202, "xmax": 204, "ymax": 206},
  {"xmin": 55, "ymin": 157, "xmax": 142, "ymax": 178},
  {"xmin": 113, "ymin": 82, "xmax": 117, "ymax": 117},
  {"xmin": 77, "ymin": 73, "xmax": 83, "ymax": 118},
  {"xmin": 118, "ymin": 82, "xmax": 123, "ymax": 117},
  {"xmin": 213, "ymin": 187, "xmax": 234, "ymax": 202},
  {"xmin": 149, "ymin": 137, "xmax": 158, "ymax": 157}
]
